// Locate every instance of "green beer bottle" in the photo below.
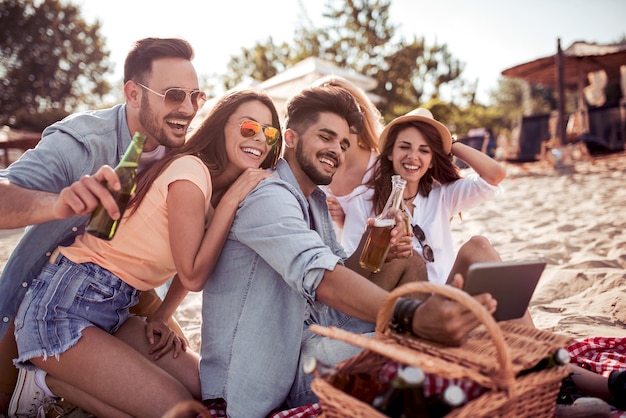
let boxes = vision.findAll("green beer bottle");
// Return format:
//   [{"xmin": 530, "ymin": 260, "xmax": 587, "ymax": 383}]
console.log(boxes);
[
  {"xmin": 425, "ymin": 384, "xmax": 467, "ymax": 417},
  {"xmin": 85, "ymin": 132, "xmax": 147, "ymax": 240},
  {"xmin": 517, "ymin": 347, "xmax": 570, "ymax": 377}
]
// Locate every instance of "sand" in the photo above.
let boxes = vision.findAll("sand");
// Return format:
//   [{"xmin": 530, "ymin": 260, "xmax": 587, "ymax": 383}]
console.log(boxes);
[{"xmin": 1, "ymin": 152, "xmax": 625, "ymax": 353}]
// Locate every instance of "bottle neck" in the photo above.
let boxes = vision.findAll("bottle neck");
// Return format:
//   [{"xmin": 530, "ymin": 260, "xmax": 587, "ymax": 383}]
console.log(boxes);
[
  {"xmin": 119, "ymin": 132, "xmax": 147, "ymax": 168},
  {"xmin": 380, "ymin": 175, "xmax": 407, "ymax": 217}
]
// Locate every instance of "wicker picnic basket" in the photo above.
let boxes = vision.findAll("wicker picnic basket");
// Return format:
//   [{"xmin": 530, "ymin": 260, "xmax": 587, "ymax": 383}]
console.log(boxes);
[{"xmin": 310, "ymin": 281, "xmax": 574, "ymax": 417}]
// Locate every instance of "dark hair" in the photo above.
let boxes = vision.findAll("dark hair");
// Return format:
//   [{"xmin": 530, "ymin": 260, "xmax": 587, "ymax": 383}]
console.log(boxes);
[
  {"xmin": 366, "ymin": 121, "xmax": 460, "ymax": 214},
  {"xmin": 128, "ymin": 90, "xmax": 282, "ymax": 213},
  {"xmin": 285, "ymin": 85, "xmax": 363, "ymax": 136},
  {"xmin": 124, "ymin": 38, "xmax": 194, "ymax": 84},
  {"xmin": 312, "ymin": 76, "xmax": 383, "ymax": 153}
]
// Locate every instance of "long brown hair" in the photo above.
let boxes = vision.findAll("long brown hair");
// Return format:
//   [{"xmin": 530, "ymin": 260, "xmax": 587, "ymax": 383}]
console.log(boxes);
[
  {"xmin": 366, "ymin": 121, "xmax": 460, "ymax": 214},
  {"xmin": 128, "ymin": 89, "xmax": 282, "ymax": 214}
]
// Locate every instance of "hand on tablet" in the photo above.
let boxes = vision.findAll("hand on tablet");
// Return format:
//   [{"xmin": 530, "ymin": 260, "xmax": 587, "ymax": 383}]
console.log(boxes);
[
  {"xmin": 450, "ymin": 273, "xmax": 498, "ymax": 314},
  {"xmin": 412, "ymin": 274, "xmax": 497, "ymax": 346}
]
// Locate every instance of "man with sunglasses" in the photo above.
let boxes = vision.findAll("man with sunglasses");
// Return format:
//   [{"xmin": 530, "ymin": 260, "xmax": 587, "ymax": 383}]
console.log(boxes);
[
  {"xmin": 0, "ymin": 37, "xmax": 205, "ymax": 416},
  {"xmin": 199, "ymin": 84, "xmax": 497, "ymax": 417}
]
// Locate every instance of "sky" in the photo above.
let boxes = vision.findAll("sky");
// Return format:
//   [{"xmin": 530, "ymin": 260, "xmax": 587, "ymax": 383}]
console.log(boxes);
[{"xmin": 74, "ymin": 0, "xmax": 626, "ymax": 104}]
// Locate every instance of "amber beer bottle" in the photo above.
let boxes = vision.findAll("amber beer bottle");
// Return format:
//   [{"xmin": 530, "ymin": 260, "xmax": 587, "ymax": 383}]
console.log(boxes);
[
  {"xmin": 85, "ymin": 132, "xmax": 147, "ymax": 240},
  {"xmin": 425, "ymin": 384, "xmax": 468, "ymax": 417},
  {"xmin": 372, "ymin": 366, "xmax": 427, "ymax": 418},
  {"xmin": 303, "ymin": 357, "xmax": 385, "ymax": 404},
  {"xmin": 359, "ymin": 175, "xmax": 407, "ymax": 272}
]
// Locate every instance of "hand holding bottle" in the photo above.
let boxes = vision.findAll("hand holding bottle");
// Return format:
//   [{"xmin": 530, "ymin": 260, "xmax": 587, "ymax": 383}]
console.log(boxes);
[
  {"xmin": 386, "ymin": 210, "xmax": 413, "ymax": 261},
  {"xmin": 53, "ymin": 164, "xmax": 122, "ymax": 220},
  {"xmin": 86, "ymin": 131, "xmax": 147, "ymax": 240},
  {"xmin": 360, "ymin": 175, "xmax": 407, "ymax": 272}
]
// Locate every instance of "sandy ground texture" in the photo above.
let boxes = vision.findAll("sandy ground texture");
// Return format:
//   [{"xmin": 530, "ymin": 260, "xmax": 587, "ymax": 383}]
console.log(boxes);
[{"xmin": 1, "ymin": 151, "xmax": 625, "ymax": 417}]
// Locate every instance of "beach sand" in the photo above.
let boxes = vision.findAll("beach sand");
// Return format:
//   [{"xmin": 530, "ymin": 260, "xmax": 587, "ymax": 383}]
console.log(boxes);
[{"xmin": 1, "ymin": 153, "xmax": 625, "ymax": 348}]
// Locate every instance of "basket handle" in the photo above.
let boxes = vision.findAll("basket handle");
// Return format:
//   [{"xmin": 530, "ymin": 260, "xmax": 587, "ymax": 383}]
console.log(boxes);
[{"xmin": 375, "ymin": 281, "xmax": 515, "ymax": 389}]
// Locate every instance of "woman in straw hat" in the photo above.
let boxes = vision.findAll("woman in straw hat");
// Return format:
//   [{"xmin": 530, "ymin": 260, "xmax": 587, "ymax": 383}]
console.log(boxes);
[{"xmin": 340, "ymin": 107, "xmax": 506, "ymax": 286}]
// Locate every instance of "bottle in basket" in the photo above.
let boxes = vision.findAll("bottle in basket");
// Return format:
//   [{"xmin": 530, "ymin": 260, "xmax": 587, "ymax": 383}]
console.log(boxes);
[
  {"xmin": 303, "ymin": 357, "xmax": 385, "ymax": 404},
  {"xmin": 359, "ymin": 175, "xmax": 407, "ymax": 273},
  {"xmin": 372, "ymin": 365, "xmax": 427, "ymax": 418},
  {"xmin": 425, "ymin": 384, "xmax": 467, "ymax": 418},
  {"xmin": 517, "ymin": 347, "xmax": 570, "ymax": 377},
  {"xmin": 85, "ymin": 132, "xmax": 147, "ymax": 240}
]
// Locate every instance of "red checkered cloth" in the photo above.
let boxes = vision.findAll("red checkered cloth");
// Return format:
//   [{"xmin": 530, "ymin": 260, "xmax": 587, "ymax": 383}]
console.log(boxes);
[
  {"xmin": 203, "ymin": 399, "xmax": 322, "ymax": 418},
  {"xmin": 567, "ymin": 337, "xmax": 626, "ymax": 377},
  {"xmin": 378, "ymin": 360, "xmax": 487, "ymax": 400},
  {"xmin": 269, "ymin": 403, "xmax": 322, "ymax": 418},
  {"xmin": 567, "ymin": 337, "xmax": 626, "ymax": 418}
]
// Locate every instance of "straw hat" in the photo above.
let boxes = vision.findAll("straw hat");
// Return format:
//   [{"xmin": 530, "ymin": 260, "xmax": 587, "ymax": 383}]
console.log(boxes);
[{"xmin": 379, "ymin": 108, "xmax": 453, "ymax": 154}]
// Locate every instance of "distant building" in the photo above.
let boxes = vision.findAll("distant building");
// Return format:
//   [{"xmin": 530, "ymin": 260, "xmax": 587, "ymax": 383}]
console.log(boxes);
[{"xmin": 192, "ymin": 57, "xmax": 380, "ymax": 127}]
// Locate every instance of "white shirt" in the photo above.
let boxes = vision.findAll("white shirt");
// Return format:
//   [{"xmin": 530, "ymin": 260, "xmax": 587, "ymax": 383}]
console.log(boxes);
[
  {"xmin": 320, "ymin": 150, "xmax": 377, "ymax": 255},
  {"xmin": 341, "ymin": 173, "xmax": 501, "ymax": 284}
]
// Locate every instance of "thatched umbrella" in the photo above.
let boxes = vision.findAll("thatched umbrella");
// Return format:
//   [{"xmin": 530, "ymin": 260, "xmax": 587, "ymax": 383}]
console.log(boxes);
[{"xmin": 502, "ymin": 40, "xmax": 626, "ymax": 146}]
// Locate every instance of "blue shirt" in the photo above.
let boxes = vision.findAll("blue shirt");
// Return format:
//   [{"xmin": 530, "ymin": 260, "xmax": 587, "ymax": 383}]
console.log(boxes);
[
  {"xmin": 200, "ymin": 159, "xmax": 349, "ymax": 416},
  {"xmin": 0, "ymin": 105, "xmax": 132, "ymax": 338}
]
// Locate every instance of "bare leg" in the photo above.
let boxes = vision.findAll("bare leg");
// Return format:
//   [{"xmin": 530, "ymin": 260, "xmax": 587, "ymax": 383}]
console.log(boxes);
[
  {"xmin": 447, "ymin": 236, "xmax": 535, "ymax": 327},
  {"xmin": 568, "ymin": 364, "xmax": 612, "ymax": 401},
  {"xmin": 46, "ymin": 375, "xmax": 131, "ymax": 418},
  {"xmin": 345, "ymin": 233, "xmax": 428, "ymax": 292},
  {"xmin": 446, "ymin": 236, "xmax": 501, "ymax": 283},
  {"xmin": 361, "ymin": 253, "xmax": 428, "ymax": 292},
  {"xmin": 31, "ymin": 320, "xmax": 198, "ymax": 418},
  {"xmin": 113, "ymin": 316, "xmax": 201, "ymax": 398}
]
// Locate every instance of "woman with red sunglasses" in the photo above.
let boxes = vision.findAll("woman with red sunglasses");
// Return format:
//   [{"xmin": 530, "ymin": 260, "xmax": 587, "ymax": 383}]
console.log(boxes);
[{"xmin": 11, "ymin": 90, "xmax": 282, "ymax": 417}]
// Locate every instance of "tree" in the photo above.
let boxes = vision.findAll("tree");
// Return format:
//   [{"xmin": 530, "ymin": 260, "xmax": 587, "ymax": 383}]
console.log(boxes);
[
  {"xmin": 221, "ymin": 0, "xmax": 471, "ymax": 122},
  {"xmin": 0, "ymin": 0, "xmax": 112, "ymax": 130}
]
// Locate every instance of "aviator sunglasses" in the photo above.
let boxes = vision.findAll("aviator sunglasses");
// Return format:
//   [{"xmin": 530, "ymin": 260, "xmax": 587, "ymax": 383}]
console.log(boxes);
[
  {"xmin": 239, "ymin": 120, "xmax": 280, "ymax": 146},
  {"xmin": 134, "ymin": 81, "xmax": 207, "ymax": 111},
  {"xmin": 412, "ymin": 224, "xmax": 435, "ymax": 263}
]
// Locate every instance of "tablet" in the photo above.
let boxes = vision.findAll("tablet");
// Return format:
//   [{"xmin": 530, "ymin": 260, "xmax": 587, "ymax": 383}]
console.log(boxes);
[{"xmin": 463, "ymin": 259, "xmax": 547, "ymax": 321}]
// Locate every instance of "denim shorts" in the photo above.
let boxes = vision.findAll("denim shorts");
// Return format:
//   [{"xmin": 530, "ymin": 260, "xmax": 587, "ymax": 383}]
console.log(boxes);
[{"xmin": 13, "ymin": 255, "xmax": 139, "ymax": 369}]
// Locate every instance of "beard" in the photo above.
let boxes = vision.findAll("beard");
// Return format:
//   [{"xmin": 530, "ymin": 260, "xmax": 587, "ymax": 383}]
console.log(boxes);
[
  {"xmin": 137, "ymin": 96, "xmax": 183, "ymax": 149},
  {"xmin": 295, "ymin": 139, "xmax": 334, "ymax": 186}
]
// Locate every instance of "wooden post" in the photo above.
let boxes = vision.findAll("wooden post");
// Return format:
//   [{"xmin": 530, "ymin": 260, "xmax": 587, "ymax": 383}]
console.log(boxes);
[{"xmin": 555, "ymin": 38, "xmax": 566, "ymax": 147}]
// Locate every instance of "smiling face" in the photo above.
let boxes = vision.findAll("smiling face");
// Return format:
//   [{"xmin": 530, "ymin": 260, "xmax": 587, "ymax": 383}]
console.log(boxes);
[
  {"xmin": 223, "ymin": 100, "xmax": 274, "ymax": 173},
  {"xmin": 136, "ymin": 57, "xmax": 202, "ymax": 150},
  {"xmin": 288, "ymin": 111, "xmax": 351, "ymax": 190},
  {"xmin": 389, "ymin": 126, "xmax": 433, "ymax": 184}
]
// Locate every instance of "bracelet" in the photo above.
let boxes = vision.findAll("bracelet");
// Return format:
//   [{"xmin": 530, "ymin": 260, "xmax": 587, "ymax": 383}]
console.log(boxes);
[
  {"xmin": 449, "ymin": 137, "xmax": 458, "ymax": 156},
  {"xmin": 390, "ymin": 297, "xmax": 423, "ymax": 336}
]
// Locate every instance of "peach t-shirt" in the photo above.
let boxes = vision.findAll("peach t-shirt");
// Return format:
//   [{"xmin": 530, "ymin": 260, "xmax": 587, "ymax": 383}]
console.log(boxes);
[{"xmin": 60, "ymin": 155, "xmax": 212, "ymax": 290}]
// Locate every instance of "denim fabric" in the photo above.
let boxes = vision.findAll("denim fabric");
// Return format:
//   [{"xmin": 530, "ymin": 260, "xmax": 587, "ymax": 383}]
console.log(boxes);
[
  {"xmin": 13, "ymin": 255, "xmax": 138, "ymax": 369},
  {"xmin": 0, "ymin": 105, "xmax": 132, "ymax": 339},
  {"xmin": 200, "ymin": 159, "xmax": 373, "ymax": 417}
]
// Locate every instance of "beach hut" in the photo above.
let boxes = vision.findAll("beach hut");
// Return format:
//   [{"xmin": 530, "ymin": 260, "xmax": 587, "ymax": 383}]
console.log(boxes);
[
  {"xmin": 502, "ymin": 40, "xmax": 626, "ymax": 158},
  {"xmin": 192, "ymin": 57, "xmax": 379, "ymax": 127}
]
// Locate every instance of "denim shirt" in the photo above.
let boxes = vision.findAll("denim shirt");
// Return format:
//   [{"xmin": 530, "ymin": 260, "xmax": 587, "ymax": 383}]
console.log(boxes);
[
  {"xmin": 200, "ymin": 159, "xmax": 348, "ymax": 416},
  {"xmin": 0, "ymin": 105, "xmax": 132, "ymax": 338},
  {"xmin": 234, "ymin": 158, "xmax": 346, "ymax": 300}
]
